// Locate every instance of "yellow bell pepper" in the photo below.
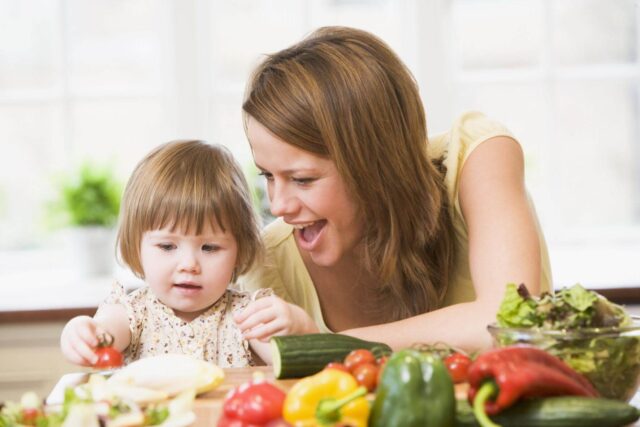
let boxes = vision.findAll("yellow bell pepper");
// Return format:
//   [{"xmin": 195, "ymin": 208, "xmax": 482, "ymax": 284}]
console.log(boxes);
[{"xmin": 283, "ymin": 369, "xmax": 369, "ymax": 427}]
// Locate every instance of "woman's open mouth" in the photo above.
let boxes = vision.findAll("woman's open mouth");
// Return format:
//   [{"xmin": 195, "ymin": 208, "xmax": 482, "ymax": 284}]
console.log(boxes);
[{"xmin": 293, "ymin": 220, "xmax": 327, "ymax": 250}]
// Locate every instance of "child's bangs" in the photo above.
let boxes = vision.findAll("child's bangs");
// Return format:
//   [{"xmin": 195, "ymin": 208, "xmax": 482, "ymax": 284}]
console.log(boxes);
[{"xmin": 147, "ymin": 186, "xmax": 227, "ymax": 236}]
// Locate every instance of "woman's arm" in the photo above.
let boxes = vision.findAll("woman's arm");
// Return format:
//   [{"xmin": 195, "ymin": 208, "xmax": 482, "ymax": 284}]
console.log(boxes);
[{"xmin": 343, "ymin": 136, "xmax": 542, "ymax": 352}]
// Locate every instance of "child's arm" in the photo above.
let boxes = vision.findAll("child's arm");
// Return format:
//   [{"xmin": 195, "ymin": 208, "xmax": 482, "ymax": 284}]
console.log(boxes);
[
  {"xmin": 234, "ymin": 296, "xmax": 319, "ymax": 342},
  {"xmin": 60, "ymin": 303, "xmax": 130, "ymax": 367},
  {"xmin": 248, "ymin": 339, "xmax": 273, "ymax": 365}
]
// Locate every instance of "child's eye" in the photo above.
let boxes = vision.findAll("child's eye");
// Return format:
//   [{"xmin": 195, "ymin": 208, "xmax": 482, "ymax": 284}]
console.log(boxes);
[
  {"xmin": 202, "ymin": 244, "xmax": 220, "ymax": 253},
  {"xmin": 157, "ymin": 243, "xmax": 175, "ymax": 251},
  {"xmin": 258, "ymin": 171, "xmax": 274, "ymax": 181}
]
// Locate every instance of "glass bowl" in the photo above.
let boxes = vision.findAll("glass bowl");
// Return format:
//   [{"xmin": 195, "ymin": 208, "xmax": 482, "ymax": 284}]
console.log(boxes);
[{"xmin": 487, "ymin": 318, "xmax": 640, "ymax": 401}]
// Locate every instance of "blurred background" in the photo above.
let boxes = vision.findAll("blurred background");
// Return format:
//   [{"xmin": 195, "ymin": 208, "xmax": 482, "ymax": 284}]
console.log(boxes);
[{"xmin": 0, "ymin": 0, "xmax": 639, "ymax": 292}]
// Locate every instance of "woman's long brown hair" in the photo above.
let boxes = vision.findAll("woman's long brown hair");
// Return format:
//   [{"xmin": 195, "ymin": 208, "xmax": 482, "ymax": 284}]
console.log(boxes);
[{"xmin": 243, "ymin": 26, "xmax": 455, "ymax": 320}]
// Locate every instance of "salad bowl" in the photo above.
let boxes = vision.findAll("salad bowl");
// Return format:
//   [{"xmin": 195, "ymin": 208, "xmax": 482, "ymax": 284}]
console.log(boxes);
[{"xmin": 488, "ymin": 315, "xmax": 640, "ymax": 401}]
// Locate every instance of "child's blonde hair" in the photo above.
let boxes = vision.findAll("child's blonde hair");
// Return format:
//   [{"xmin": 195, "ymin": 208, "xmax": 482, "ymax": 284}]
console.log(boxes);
[{"xmin": 117, "ymin": 140, "xmax": 262, "ymax": 278}]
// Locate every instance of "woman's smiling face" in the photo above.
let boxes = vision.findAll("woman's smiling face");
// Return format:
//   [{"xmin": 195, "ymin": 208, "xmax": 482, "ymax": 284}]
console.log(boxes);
[{"xmin": 247, "ymin": 117, "xmax": 364, "ymax": 267}]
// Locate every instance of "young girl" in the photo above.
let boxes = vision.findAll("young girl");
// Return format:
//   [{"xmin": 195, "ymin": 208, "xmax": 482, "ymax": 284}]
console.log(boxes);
[{"xmin": 60, "ymin": 140, "xmax": 318, "ymax": 368}]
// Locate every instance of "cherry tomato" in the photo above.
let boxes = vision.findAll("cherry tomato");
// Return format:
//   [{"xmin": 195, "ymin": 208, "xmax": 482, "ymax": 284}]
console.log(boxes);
[
  {"xmin": 376, "ymin": 355, "xmax": 389, "ymax": 367},
  {"xmin": 352, "ymin": 362, "xmax": 379, "ymax": 392},
  {"xmin": 324, "ymin": 362, "xmax": 351, "ymax": 373},
  {"xmin": 94, "ymin": 333, "xmax": 123, "ymax": 369},
  {"xmin": 343, "ymin": 349, "xmax": 376, "ymax": 372},
  {"xmin": 21, "ymin": 408, "xmax": 41, "ymax": 425},
  {"xmin": 444, "ymin": 352, "xmax": 471, "ymax": 383}
]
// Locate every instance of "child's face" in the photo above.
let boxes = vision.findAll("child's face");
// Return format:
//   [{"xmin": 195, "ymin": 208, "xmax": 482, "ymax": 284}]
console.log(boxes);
[{"xmin": 140, "ymin": 221, "xmax": 238, "ymax": 322}]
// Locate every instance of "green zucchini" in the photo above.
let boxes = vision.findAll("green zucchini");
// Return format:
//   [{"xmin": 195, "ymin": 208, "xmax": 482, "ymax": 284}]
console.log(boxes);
[
  {"xmin": 455, "ymin": 396, "xmax": 640, "ymax": 427},
  {"xmin": 270, "ymin": 333, "xmax": 392, "ymax": 379}
]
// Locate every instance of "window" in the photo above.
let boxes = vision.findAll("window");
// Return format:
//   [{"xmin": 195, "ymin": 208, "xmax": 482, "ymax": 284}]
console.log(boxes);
[
  {"xmin": 0, "ymin": 0, "xmax": 637, "ymax": 290},
  {"xmin": 449, "ymin": 0, "xmax": 640, "ymax": 288},
  {"xmin": 0, "ymin": 0, "xmax": 173, "ymax": 252},
  {"xmin": 0, "ymin": 0, "xmax": 419, "ymax": 285}
]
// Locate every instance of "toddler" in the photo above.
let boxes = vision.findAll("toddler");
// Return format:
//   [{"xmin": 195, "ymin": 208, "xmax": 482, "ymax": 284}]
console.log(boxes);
[{"xmin": 60, "ymin": 140, "xmax": 318, "ymax": 367}]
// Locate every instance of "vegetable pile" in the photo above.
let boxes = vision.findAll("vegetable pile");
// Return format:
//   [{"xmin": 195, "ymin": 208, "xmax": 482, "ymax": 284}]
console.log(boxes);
[
  {"xmin": 0, "ymin": 378, "xmax": 195, "ymax": 427},
  {"xmin": 0, "ymin": 354, "xmax": 224, "ymax": 427},
  {"xmin": 495, "ymin": 283, "xmax": 640, "ymax": 400},
  {"xmin": 215, "ymin": 330, "xmax": 639, "ymax": 427}
]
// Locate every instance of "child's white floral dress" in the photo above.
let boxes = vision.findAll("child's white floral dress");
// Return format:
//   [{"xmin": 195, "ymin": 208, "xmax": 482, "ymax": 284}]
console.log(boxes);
[{"xmin": 101, "ymin": 282, "xmax": 272, "ymax": 367}]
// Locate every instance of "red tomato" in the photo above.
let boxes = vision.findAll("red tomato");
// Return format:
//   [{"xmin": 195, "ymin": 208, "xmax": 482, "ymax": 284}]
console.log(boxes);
[
  {"xmin": 324, "ymin": 362, "xmax": 351, "ymax": 373},
  {"xmin": 352, "ymin": 362, "xmax": 379, "ymax": 392},
  {"xmin": 444, "ymin": 352, "xmax": 471, "ymax": 383},
  {"xmin": 94, "ymin": 333, "xmax": 123, "ymax": 369},
  {"xmin": 343, "ymin": 349, "xmax": 376, "ymax": 372},
  {"xmin": 21, "ymin": 408, "xmax": 40, "ymax": 425},
  {"xmin": 94, "ymin": 346, "xmax": 124, "ymax": 369}
]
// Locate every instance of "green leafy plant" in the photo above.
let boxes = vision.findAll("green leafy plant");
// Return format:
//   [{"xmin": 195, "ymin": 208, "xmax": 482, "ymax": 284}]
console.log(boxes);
[{"xmin": 49, "ymin": 162, "xmax": 122, "ymax": 228}]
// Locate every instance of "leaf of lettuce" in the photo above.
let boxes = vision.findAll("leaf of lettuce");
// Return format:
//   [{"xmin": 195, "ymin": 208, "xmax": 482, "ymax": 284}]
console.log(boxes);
[
  {"xmin": 558, "ymin": 284, "xmax": 597, "ymax": 312},
  {"xmin": 497, "ymin": 283, "xmax": 539, "ymax": 327}
]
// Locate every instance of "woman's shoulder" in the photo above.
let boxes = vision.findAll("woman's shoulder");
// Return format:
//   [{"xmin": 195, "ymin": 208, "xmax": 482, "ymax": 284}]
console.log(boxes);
[
  {"xmin": 453, "ymin": 111, "xmax": 515, "ymax": 149},
  {"xmin": 429, "ymin": 111, "xmax": 522, "ymax": 219},
  {"xmin": 430, "ymin": 111, "xmax": 515, "ymax": 158}
]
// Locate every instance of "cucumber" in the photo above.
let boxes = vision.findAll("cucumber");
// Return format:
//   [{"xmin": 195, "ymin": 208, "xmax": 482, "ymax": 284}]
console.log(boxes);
[
  {"xmin": 455, "ymin": 396, "xmax": 640, "ymax": 427},
  {"xmin": 270, "ymin": 333, "xmax": 392, "ymax": 379}
]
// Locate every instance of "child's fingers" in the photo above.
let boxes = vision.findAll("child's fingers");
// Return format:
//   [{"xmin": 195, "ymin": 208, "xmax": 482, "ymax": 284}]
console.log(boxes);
[
  {"xmin": 235, "ymin": 307, "xmax": 277, "ymax": 333},
  {"xmin": 62, "ymin": 339, "xmax": 96, "ymax": 366},
  {"xmin": 242, "ymin": 320, "xmax": 285, "ymax": 341},
  {"xmin": 77, "ymin": 325, "xmax": 100, "ymax": 348},
  {"xmin": 74, "ymin": 338, "xmax": 99, "ymax": 365},
  {"xmin": 234, "ymin": 298, "xmax": 273, "ymax": 323}
]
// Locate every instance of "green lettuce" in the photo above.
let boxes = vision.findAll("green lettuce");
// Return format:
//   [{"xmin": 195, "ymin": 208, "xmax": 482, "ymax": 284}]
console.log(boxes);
[{"xmin": 496, "ymin": 283, "xmax": 539, "ymax": 327}]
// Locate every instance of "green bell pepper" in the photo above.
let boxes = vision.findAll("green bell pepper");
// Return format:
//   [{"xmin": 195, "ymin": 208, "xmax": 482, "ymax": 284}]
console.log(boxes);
[{"xmin": 370, "ymin": 349, "xmax": 455, "ymax": 427}]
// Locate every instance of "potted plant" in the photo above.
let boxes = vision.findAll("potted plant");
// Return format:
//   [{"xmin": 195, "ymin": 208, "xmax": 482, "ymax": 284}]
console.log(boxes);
[{"xmin": 49, "ymin": 162, "xmax": 122, "ymax": 277}]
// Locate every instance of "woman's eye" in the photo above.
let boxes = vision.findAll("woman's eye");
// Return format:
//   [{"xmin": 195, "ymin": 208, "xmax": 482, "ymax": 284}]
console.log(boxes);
[
  {"xmin": 202, "ymin": 244, "xmax": 220, "ymax": 253},
  {"xmin": 292, "ymin": 177, "xmax": 314, "ymax": 185},
  {"xmin": 258, "ymin": 171, "xmax": 274, "ymax": 181},
  {"xmin": 158, "ymin": 243, "xmax": 175, "ymax": 251}
]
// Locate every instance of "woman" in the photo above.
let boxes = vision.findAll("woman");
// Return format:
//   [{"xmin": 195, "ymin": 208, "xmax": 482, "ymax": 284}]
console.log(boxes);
[{"xmin": 234, "ymin": 26, "xmax": 552, "ymax": 352}]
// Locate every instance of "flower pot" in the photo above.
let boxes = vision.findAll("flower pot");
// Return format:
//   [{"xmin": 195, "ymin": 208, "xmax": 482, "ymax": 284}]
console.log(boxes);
[{"xmin": 67, "ymin": 226, "xmax": 116, "ymax": 277}]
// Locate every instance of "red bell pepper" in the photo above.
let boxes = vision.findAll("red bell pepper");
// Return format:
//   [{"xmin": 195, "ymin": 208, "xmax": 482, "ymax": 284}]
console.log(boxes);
[
  {"xmin": 217, "ymin": 378, "xmax": 290, "ymax": 427},
  {"xmin": 468, "ymin": 345, "xmax": 598, "ymax": 418}
]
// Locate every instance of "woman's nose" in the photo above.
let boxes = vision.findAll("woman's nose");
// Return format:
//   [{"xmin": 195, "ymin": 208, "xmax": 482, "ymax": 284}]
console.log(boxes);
[{"xmin": 269, "ymin": 182, "xmax": 298, "ymax": 218}]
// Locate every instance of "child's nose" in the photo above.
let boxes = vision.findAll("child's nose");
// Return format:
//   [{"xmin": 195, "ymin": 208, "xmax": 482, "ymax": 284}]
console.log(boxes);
[{"xmin": 178, "ymin": 251, "xmax": 200, "ymax": 273}]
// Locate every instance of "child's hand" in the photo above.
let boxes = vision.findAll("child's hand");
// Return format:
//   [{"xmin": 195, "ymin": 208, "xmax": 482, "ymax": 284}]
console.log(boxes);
[
  {"xmin": 60, "ymin": 315, "xmax": 105, "ymax": 367},
  {"xmin": 234, "ymin": 296, "xmax": 319, "ymax": 342}
]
